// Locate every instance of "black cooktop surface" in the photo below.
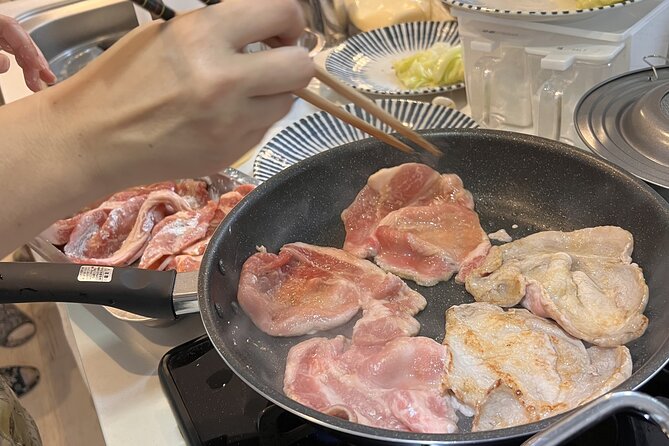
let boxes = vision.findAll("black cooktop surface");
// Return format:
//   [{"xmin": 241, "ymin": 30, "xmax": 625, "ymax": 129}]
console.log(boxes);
[{"xmin": 159, "ymin": 335, "xmax": 669, "ymax": 446}]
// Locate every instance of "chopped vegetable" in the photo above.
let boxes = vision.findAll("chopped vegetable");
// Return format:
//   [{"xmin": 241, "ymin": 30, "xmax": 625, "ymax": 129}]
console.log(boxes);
[
  {"xmin": 392, "ymin": 43, "xmax": 464, "ymax": 90},
  {"xmin": 575, "ymin": 0, "xmax": 623, "ymax": 8}
]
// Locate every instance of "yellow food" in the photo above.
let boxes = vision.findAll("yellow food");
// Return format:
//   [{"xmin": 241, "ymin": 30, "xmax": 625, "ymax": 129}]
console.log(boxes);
[
  {"xmin": 392, "ymin": 43, "xmax": 464, "ymax": 89},
  {"xmin": 345, "ymin": 0, "xmax": 453, "ymax": 32},
  {"xmin": 575, "ymin": 0, "xmax": 623, "ymax": 7}
]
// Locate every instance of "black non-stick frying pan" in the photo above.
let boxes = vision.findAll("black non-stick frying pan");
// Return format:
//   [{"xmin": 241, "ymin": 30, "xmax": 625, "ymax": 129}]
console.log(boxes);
[{"xmin": 1, "ymin": 129, "xmax": 668, "ymax": 444}]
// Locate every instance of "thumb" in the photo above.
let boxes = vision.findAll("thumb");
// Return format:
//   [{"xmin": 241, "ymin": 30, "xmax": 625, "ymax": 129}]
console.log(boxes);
[{"xmin": 0, "ymin": 53, "xmax": 9, "ymax": 73}]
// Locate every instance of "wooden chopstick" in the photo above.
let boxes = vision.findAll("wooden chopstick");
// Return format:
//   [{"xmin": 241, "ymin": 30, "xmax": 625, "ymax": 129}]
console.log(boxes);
[
  {"xmin": 314, "ymin": 67, "xmax": 443, "ymax": 157},
  {"xmin": 295, "ymin": 89, "xmax": 415, "ymax": 154}
]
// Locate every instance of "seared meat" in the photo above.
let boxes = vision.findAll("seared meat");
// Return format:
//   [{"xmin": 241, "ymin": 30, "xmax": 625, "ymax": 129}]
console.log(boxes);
[
  {"xmin": 465, "ymin": 226, "xmax": 648, "ymax": 346},
  {"xmin": 442, "ymin": 303, "xmax": 632, "ymax": 431}
]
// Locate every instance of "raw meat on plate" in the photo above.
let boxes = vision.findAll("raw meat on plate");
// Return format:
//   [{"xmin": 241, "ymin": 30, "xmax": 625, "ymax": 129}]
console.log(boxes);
[
  {"xmin": 65, "ymin": 189, "xmax": 193, "ymax": 266},
  {"xmin": 42, "ymin": 179, "xmax": 254, "ymax": 272},
  {"xmin": 175, "ymin": 179, "xmax": 210, "ymax": 208},
  {"xmin": 104, "ymin": 181, "xmax": 177, "ymax": 203},
  {"xmin": 42, "ymin": 180, "xmax": 192, "ymax": 245},
  {"xmin": 65, "ymin": 195, "xmax": 148, "ymax": 259},
  {"xmin": 465, "ymin": 226, "xmax": 648, "ymax": 346},
  {"xmin": 140, "ymin": 187, "xmax": 253, "ymax": 271},
  {"xmin": 138, "ymin": 200, "xmax": 218, "ymax": 270}
]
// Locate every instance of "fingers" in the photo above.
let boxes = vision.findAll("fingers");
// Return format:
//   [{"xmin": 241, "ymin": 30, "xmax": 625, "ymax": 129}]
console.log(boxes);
[
  {"xmin": 22, "ymin": 67, "xmax": 43, "ymax": 92},
  {"xmin": 0, "ymin": 54, "xmax": 8, "ymax": 73},
  {"xmin": 33, "ymin": 43, "xmax": 56, "ymax": 85},
  {"xmin": 0, "ymin": 37, "xmax": 13, "ymax": 55},
  {"xmin": 241, "ymin": 46, "xmax": 314, "ymax": 97},
  {"xmin": 0, "ymin": 15, "xmax": 55, "ymax": 90},
  {"xmin": 215, "ymin": 0, "xmax": 306, "ymax": 50},
  {"xmin": 0, "ymin": 43, "xmax": 44, "ymax": 92},
  {"xmin": 40, "ymin": 67, "xmax": 57, "ymax": 85}
]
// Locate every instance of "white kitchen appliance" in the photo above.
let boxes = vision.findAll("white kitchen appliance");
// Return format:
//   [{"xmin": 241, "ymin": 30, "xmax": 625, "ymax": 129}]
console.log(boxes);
[{"xmin": 451, "ymin": 0, "xmax": 669, "ymax": 148}]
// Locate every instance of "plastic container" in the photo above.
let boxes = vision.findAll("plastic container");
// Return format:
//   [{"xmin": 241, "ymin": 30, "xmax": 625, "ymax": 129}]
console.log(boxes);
[{"xmin": 451, "ymin": 0, "xmax": 669, "ymax": 148}]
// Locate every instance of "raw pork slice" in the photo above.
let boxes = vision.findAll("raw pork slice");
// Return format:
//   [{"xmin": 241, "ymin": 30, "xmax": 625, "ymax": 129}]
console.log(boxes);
[
  {"xmin": 284, "ymin": 336, "xmax": 461, "ymax": 433},
  {"xmin": 40, "ymin": 217, "xmax": 81, "ymax": 246},
  {"xmin": 104, "ymin": 181, "xmax": 176, "ymax": 203},
  {"xmin": 237, "ymin": 242, "xmax": 425, "ymax": 338},
  {"xmin": 139, "ymin": 200, "xmax": 217, "ymax": 270},
  {"xmin": 341, "ymin": 163, "xmax": 474, "ymax": 259},
  {"xmin": 42, "ymin": 181, "xmax": 176, "ymax": 246},
  {"xmin": 175, "ymin": 179, "xmax": 210, "ymax": 208},
  {"xmin": 206, "ymin": 191, "xmax": 244, "ymax": 237},
  {"xmin": 374, "ymin": 203, "xmax": 490, "ymax": 286},
  {"xmin": 169, "ymin": 254, "xmax": 203, "ymax": 272},
  {"xmin": 465, "ymin": 226, "xmax": 648, "ymax": 346},
  {"xmin": 63, "ymin": 209, "xmax": 109, "ymax": 259},
  {"xmin": 155, "ymin": 184, "xmax": 256, "ymax": 272},
  {"xmin": 442, "ymin": 303, "xmax": 632, "ymax": 431},
  {"xmin": 341, "ymin": 163, "xmax": 488, "ymax": 286},
  {"xmin": 68, "ymin": 190, "xmax": 193, "ymax": 266},
  {"xmin": 73, "ymin": 196, "xmax": 148, "ymax": 259}
]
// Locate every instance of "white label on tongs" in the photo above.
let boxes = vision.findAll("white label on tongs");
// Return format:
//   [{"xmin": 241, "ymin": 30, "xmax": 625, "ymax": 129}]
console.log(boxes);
[{"xmin": 77, "ymin": 266, "xmax": 114, "ymax": 282}]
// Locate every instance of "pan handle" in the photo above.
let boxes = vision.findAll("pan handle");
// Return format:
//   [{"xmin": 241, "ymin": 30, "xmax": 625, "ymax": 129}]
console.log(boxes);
[
  {"xmin": 522, "ymin": 391, "xmax": 669, "ymax": 446},
  {"xmin": 0, "ymin": 262, "xmax": 178, "ymax": 319}
]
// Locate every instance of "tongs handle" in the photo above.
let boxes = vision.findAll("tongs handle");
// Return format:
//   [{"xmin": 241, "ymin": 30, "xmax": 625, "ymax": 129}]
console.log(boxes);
[{"xmin": 522, "ymin": 391, "xmax": 669, "ymax": 446}]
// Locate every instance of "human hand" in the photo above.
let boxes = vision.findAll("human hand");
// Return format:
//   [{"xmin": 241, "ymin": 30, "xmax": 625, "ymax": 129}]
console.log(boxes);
[
  {"xmin": 0, "ymin": 15, "xmax": 56, "ymax": 92},
  {"xmin": 42, "ymin": 0, "xmax": 314, "ymax": 190}
]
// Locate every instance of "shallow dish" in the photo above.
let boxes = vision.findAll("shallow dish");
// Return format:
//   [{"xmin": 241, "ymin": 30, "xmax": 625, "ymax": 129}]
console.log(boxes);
[
  {"xmin": 253, "ymin": 99, "xmax": 477, "ymax": 181},
  {"xmin": 324, "ymin": 21, "xmax": 464, "ymax": 97},
  {"xmin": 444, "ymin": 0, "xmax": 645, "ymax": 21}
]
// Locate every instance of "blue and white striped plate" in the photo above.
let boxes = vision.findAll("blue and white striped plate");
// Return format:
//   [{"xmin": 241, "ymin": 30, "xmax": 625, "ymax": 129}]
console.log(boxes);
[
  {"xmin": 324, "ymin": 21, "xmax": 464, "ymax": 97},
  {"xmin": 253, "ymin": 99, "xmax": 478, "ymax": 181},
  {"xmin": 445, "ymin": 0, "xmax": 644, "ymax": 21}
]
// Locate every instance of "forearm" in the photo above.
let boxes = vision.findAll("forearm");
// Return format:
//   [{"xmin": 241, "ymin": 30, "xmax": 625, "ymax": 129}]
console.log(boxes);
[
  {"xmin": 0, "ymin": 0, "xmax": 314, "ymax": 258},
  {"xmin": 0, "ymin": 89, "xmax": 126, "ymax": 257}
]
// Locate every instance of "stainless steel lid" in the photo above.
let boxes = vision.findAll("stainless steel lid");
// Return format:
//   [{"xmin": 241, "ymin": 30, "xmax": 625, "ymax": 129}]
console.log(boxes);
[{"xmin": 575, "ymin": 63, "xmax": 669, "ymax": 188}]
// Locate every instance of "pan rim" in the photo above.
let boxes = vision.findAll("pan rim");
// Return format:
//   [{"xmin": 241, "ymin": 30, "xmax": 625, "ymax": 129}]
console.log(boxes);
[{"xmin": 199, "ymin": 128, "xmax": 669, "ymax": 443}]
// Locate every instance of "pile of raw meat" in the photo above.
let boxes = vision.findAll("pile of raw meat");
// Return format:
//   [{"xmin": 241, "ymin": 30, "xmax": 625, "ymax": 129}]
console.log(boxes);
[
  {"xmin": 236, "ymin": 163, "xmax": 649, "ymax": 433},
  {"xmin": 42, "ymin": 179, "xmax": 254, "ymax": 272}
]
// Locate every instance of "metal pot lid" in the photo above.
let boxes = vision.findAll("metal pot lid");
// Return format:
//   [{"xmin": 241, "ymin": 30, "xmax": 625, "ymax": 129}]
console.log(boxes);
[{"xmin": 575, "ymin": 61, "xmax": 669, "ymax": 188}]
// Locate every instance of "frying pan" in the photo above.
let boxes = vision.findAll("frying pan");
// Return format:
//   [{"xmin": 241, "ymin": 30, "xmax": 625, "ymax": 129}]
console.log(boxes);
[{"xmin": 0, "ymin": 129, "xmax": 668, "ymax": 444}]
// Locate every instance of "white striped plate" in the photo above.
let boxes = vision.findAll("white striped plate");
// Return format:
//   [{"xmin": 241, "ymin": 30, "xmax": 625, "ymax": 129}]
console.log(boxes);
[
  {"xmin": 253, "ymin": 99, "xmax": 477, "ymax": 181},
  {"xmin": 324, "ymin": 21, "xmax": 464, "ymax": 97},
  {"xmin": 445, "ymin": 0, "xmax": 645, "ymax": 20}
]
